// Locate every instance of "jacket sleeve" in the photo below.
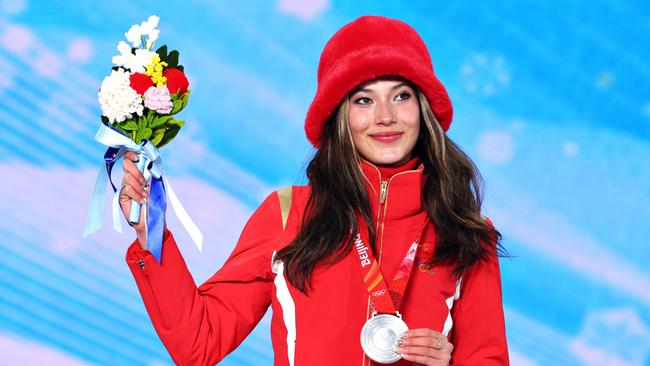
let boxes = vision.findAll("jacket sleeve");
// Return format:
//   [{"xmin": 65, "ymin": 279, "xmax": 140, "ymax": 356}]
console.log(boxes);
[
  {"xmin": 125, "ymin": 192, "xmax": 283, "ymax": 366},
  {"xmin": 449, "ymin": 217, "xmax": 509, "ymax": 365}
]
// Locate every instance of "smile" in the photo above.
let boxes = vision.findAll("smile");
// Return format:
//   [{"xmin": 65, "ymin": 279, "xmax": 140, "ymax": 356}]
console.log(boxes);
[{"xmin": 369, "ymin": 132, "xmax": 402, "ymax": 143}]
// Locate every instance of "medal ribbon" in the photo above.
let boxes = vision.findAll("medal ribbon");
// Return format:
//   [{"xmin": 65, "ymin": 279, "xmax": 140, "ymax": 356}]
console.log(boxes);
[{"xmin": 354, "ymin": 212, "xmax": 429, "ymax": 315}]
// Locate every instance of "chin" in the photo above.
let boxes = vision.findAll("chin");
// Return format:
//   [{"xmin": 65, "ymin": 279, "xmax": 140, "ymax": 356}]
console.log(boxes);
[
  {"xmin": 358, "ymin": 141, "xmax": 414, "ymax": 166},
  {"xmin": 368, "ymin": 153, "xmax": 409, "ymax": 166}
]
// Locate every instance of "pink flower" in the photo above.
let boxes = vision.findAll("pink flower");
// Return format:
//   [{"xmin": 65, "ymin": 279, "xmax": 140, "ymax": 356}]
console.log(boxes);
[{"xmin": 143, "ymin": 86, "xmax": 173, "ymax": 114}]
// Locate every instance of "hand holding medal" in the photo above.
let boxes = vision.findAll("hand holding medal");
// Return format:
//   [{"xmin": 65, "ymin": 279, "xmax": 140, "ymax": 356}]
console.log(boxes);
[
  {"xmin": 355, "ymin": 213, "xmax": 454, "ymax": 364},
  {"xmin": 396, "ymin": 328, "xmax": 453, "ymax": 365}
]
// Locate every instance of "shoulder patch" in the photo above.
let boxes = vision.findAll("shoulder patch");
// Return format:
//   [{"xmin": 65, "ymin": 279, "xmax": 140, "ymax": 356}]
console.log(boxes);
[{"xmin": 277, "ymin": 186, "xmax": 293, "ymax": 231}]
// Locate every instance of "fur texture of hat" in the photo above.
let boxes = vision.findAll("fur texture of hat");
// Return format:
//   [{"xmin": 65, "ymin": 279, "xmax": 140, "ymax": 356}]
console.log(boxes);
[{"xmin": 305, "ymin": 15, "xmax": 453, "ymax": 147}]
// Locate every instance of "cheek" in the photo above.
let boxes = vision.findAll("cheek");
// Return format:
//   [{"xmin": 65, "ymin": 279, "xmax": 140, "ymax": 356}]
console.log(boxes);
[
  {"xmin": 348, "ymin": 108, "xmax": 371, "ymax": 138},
  {"xmin": 399, "ymin": 101, "xmax": 421, "ymax": 128}
]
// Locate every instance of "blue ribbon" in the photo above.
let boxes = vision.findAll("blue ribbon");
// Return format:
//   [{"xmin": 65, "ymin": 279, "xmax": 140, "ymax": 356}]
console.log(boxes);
[
  {"xmin": 83, "ymin": 123, "xmax": 203, "ymax": 262},
  {"xmin": 146, "ymin": 176, "xmax": 167, "ymax": 261}
]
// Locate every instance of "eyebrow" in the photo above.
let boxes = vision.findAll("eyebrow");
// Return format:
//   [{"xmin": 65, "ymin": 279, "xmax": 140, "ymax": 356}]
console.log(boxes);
[{"xmin": 352, "ymin": 82, "xmax": 410, "ymax": 94}]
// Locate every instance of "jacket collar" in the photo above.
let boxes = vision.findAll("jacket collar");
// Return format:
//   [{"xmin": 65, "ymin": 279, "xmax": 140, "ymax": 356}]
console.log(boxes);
[{"xmin": 358, "ymin": 157, "xmax": 425, "ymax": 221}]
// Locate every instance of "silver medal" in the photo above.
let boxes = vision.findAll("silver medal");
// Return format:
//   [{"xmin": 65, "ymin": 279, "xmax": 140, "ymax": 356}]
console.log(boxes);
[{"xmin": 360, "ymin": 313, "xmax": 409, "ymax": 364}]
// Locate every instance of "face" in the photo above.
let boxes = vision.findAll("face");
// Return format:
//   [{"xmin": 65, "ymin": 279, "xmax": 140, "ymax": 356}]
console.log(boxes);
[{"xmin": 347, "ymin": 78, "xmax": 420, "ymax": 167}]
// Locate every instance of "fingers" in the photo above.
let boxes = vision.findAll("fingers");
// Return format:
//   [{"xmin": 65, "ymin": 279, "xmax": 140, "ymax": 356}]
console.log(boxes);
[
  {"xmin": 122, "ymin": 152, "xmax": 148, "ymax": 186},
  {"xmin": 398, "ymin": 345, "xmax": 450, "ymax": 360},
  {"xmin": 400, "ymin": 350, "xmax": 451, "ymax": 365},
  {"xmin": 120, "ymin": 164, "xmax": 149, "ymax": 204},
  {"xmin": 402, "ymin": 328, "xmax": 443, "ymax": 339},
  {"xmin": 119, "ymin": 170, "xmax": 148, "ymax": 234},
  {"xmin": 400, "ymin": 329, "xmax": 453, "ymax": 352},
  {"xmin": 124, "ymin": 151, "xmax": 138, "ymax": 163},
  {"xmin": 396, "ymin": 328, "xmax": 453, "ymax": 365},
  {"xmin": 121, "ymin": 173, "xmax": 147, "ymax": 204}
]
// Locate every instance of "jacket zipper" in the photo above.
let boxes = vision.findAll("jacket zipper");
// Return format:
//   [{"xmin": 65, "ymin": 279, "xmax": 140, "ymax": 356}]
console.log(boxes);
[
  {"xmin": 375, "ymin": 180, "xmax": 389, "ymax": 262},
  {"xmin": 362, "ymin": 167, "xmax": 420, "ymax": 366},
  {"xmin": 379, "ymin": 181, "xmax": 388, "ymax": 204},
  {"xmin": 363, "ymin": 175, "xmax": 391, "ymax": 366},
  {"xmin": 377, "ymin": 170, "xmax": 416, "ymax": 264}
]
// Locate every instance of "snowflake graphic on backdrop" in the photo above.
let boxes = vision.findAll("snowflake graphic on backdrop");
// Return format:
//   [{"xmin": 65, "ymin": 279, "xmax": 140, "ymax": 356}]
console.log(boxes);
[{"xmin": 459, "ymin": 52, "xmax": 511, "ymax": 97}]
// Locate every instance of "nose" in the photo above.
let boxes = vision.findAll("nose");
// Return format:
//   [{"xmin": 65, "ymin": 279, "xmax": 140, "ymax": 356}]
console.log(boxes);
[{"xmin": 375, "ymin": 100, "xmax": 396, "ymax": 125}]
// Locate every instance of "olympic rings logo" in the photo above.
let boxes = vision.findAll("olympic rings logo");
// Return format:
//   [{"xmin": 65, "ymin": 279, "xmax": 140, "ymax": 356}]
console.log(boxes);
[
  {"xmin": 372, "ymin": 289, "xmax": 386, "ymax": 297},
  {"xmin": 418, "ymin": 262, "xmax": 437, "ymax": 275}
]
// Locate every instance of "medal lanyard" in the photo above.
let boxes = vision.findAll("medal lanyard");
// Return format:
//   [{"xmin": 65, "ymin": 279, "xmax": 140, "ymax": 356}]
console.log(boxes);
[{"xmin": 354, "ymin": 212, "xmax": 429, "ymax": 315}]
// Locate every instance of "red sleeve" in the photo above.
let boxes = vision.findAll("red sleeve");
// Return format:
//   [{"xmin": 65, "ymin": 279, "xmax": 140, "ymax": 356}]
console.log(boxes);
[
  {"xmin": 125, "ymin": 192, "xmax": 282, "ymax": 366},
  {"xmin": 449, "ymin": 217, "xmax": 509, "ymax": 365}
]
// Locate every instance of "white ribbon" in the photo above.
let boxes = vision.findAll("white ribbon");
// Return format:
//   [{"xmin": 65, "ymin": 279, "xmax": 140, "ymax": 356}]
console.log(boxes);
[{"xmin": 83, "ymin": 124, "xmax": 203, "ymax": 253}]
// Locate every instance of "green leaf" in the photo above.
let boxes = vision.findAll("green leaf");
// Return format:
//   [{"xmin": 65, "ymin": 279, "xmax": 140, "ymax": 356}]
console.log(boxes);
[
  {"xmin": 170, "ymin": 99, "xmax": 183, "ymax": 114},
  {"xmin": 140, "ymin": 128, "xmax": 152, "ymax": 140},
  {"xmin": 138, "ymin": 115, "xmax": 147, "ymax": 130},
  {"xmin": 150, "ymin": 128, "xmax": 166, "ymax": 146},
  {"xmin": 157, "ymin": 124, "xmax": 181, "ymax": 148},
  {"xmin": 168, "ymin": 119, "xmax": 185, "ymax": 127},
  {"xmin": 150, "ymin": 115, "xmax": 173, "ymax": 129},
  {"xmin": 156, "ymin": 45, "xmax": 168, "ymax": 61},
  {"xmin": 146, "ymin": 110, "xmax": 155, "ymax": 124},
  {"xmin": 113, "ymin": 124, "xmax": 128, "ymax": 136},
  {"xmin": 167, "ymin": 50, "xmax": 179, "ymax": 68},
  {"xmin": 101, "ymin": 116, "xmax": 109, "ymax": 124},
  {"xmin": 180, "ymin": 90, "xmax": 190, "ymax": 109},
  {"xmin": 120, "ymin": 120, "xmax": 139, "ymax": 131},
  {"xmin": 177, "ymin": 65, "xmax": 184, "ymax": 72}
]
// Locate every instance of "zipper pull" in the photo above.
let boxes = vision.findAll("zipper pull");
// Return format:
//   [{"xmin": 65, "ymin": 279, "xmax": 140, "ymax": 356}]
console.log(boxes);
[{"xmin": 380, "ymin": 181, "xmax": 388, "ymax": 204}]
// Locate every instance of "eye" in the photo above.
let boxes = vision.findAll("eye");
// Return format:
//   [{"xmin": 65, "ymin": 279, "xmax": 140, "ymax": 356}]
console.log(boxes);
[
  {"xmin": 395, "ymin": 92, "xmax": 411, "ymax": 101},
  {"xmin": 354, "ymin": 96, "xmax": 373, "ymax": 105}
]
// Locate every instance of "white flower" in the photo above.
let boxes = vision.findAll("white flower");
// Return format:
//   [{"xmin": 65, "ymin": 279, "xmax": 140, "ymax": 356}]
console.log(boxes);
[
  {"xmin": 145, "ymin": 28, "xmax": 159, "ymax": 49},
  {"xmin": 141, "ymin": 16, "xmax": 160, "ymax": 50},
  {"xmin": 132, "ymin": 48, "xmax": 156, "ymax": 72},
  {"xmin": 98, "ymin": 68, "xmax": 144, "ymax": 124},
  {"xmin": 111, "ymin": 41, "xmax": 156, "ymax": 73},
  {"xmin": 112, "ymin": 41, "xmax": 132, "ymax": 68},
  {"xmin": 122, "ymin": 16, "xmax": 160, "ymax": 51},
  {"xmin": 140, "ymin": 15, "xmax": 160, "ymax": 35},
  {"xmin": 124, "ymin": 24, "xmax": 142, "ymax": 48}
]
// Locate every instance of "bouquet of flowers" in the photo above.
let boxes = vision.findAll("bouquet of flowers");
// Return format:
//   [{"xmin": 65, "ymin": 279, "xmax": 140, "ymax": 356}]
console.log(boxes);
[
  {"xmin": 84, "ymin": 16, "xmax": 202, "ymax": 261},
  {"xmin": 98, "ymin": 15, "xmax": 189, "ymax": 148}
]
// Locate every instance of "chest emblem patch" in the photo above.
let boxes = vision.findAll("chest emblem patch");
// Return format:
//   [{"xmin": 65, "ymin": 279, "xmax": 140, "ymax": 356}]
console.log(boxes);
[{"xmin": 415, "ymin": 242, "xmax": 436, "ymax": 275}]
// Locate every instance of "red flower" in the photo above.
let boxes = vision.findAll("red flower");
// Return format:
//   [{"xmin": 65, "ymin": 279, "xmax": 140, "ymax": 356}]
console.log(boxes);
[
  {"xmin": 164, "ymin": 68, "xmax": 189, "ymax": 95},
  {"xmin": 129, "ymin": 73, "xmax": 154, "ymax": 95}
]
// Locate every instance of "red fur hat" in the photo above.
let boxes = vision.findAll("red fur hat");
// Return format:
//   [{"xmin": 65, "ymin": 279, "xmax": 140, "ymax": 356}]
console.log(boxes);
[{"xmin": 305, "ymin": 15, "xmax": 453, "ymax": 148}]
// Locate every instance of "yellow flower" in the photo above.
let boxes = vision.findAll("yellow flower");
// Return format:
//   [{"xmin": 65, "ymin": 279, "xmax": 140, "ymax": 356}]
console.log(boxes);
[{"xmin": 145, "ymin": 54, "xmax": 168, "ymax": 87}]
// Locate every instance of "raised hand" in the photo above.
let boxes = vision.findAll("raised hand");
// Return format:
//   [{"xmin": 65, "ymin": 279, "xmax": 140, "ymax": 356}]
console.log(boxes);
[{"xmin": 119, "ymin": 151, "xmax": 151, "ymax": 248}]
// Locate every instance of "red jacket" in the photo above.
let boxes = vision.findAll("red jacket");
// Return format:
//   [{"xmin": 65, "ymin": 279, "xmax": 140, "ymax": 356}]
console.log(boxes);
[{"xmin": 126, "ymin": 159, "xmax": 509, "ymax": 365}]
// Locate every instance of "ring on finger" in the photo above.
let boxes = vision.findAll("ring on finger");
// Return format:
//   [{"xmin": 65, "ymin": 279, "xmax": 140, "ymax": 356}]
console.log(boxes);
[{"xmin": 435, "ymin": 338, "xmax": 442, "ymax": 350}]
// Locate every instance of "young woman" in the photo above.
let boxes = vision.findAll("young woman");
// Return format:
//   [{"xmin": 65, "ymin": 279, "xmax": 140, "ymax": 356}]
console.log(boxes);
[{"xmin": 120, "ymin": 15, "xmax": 509, "ymax": 366}]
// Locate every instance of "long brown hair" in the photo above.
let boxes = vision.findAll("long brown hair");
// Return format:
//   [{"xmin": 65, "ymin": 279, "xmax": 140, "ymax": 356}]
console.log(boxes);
[{"xmin": 275, "ymin": 85, "xmax": 505, "ymax": 293}]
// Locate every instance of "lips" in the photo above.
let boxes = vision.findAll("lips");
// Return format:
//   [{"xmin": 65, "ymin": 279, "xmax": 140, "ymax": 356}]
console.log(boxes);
[{"xmin": 369, "ymin": 131, "xmax": 402, "ymax": 143}]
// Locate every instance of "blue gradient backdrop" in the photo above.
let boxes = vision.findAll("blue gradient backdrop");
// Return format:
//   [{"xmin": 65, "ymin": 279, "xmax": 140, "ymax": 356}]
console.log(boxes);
[{"xmin": 0, "ymin": 0, "xmax": 649, "ymax": 365}]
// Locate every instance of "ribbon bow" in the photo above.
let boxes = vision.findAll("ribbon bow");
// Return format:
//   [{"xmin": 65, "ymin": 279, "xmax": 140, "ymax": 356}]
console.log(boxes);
[{"xmin": 83, "ymin": 123, "xmax": 203, "ymax": 262}]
